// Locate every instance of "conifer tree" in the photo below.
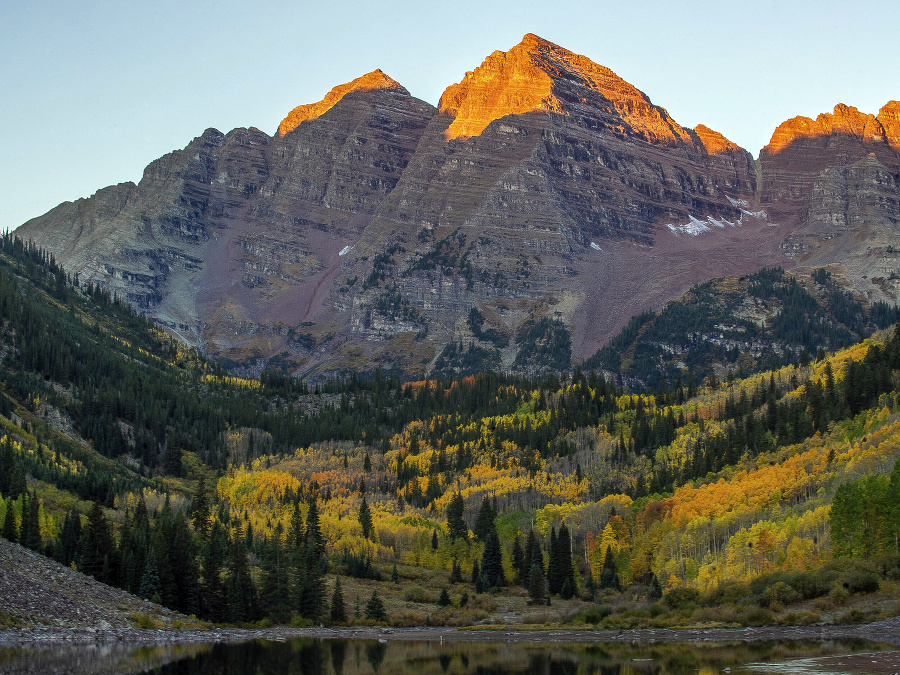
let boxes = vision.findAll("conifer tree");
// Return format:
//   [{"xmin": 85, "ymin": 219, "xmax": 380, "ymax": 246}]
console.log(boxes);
[
  {"xmin": 358, "ymin": 496, "xmax": 373, "ymax": 540},
  {"xmin": 479, "ymin": 530, "xmax": 505, "ymax": 590},
  {"xmin": 445, "ymin": 493, "xmax": 467, "ymax": 540},
  {"xmin": 528, "ymin": 561, "xmax": 546, "ymax": 605},
  {"xmin": 200, "ymin": 521, "xmax": 228, "ymax": 622},
  {"xmin": 259, "ymin": 525, "xmax": 291, "ymax": 623},
  {"xmin": 470, "ymin": 559, "xmax": 480, "ymax": 585},
  {"xmin": 227, "ymin": 523, "xmax": 254, "ymax": 623},
  {"xmin": 391, "ymin": 563, "xmax": 399, "ymax": 583},
  {"xmin": 473, "ymin": 495, "xmax": 495, "ymax": 541},
  {"xmin": 139, "ymin": 548, "xmax": 162, "ymax": 604},
  {"xmin": 521, "ymin": 530, "xmax": 538, "ymax": 585},
  {"xmin": 438, "ymin": 587, "xmax": 451, "ymax": 606},
  {"xmin": 449, "ymin": 557, "xmax": 463, "ymax": 583},
  {"xmin": 330, "ymin": 576, "xmax": 347, "ymax": 623},
  {"xmin": 191, "ymin": 475, "xmax": 212, "ymax": 538},
  {"xmin": 599, "ymin": 545, "xmax": 621, "ymax": 591},
  {"xmin": 364, "ymin": 590, "xmax": 387, "ymax": 621},
  {"xmin": 511, "ymin": 534, "xmax": 524, "ymax": 583},
  {"xmin": 2, "ymin": 497, "xmax": 17, "ymax": 543},
  {"xmin": 431, "ymin": 528, "xmax": 439, "ymax": 550}
]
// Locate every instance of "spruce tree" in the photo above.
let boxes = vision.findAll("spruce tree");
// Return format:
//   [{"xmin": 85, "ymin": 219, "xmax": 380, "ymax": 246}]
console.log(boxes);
[
  {"xmin": 191, "ymin": 475, "xmax": 212, "ymax": 538},
  {"xmin": 358, "ymin": 496, "xmax": 373, "ymax": 540},
  {"xmin": 527, "ymin": 562, "xmax": 546, "ymax": 605},
  {"xmin": 330, "ymin": 576, "xmax": 347, "ymax": 623},
  {"xmin": 2, "ymin": 497, "xmax": 17, "ymax": 542},
  {"xmin": 445, "ymin": 493, "xmax": 467, "ymax": 540},
  {"xmin": 431, "ymin": 529, "xmax": 439, "ymax": 550},
  {"xmin": 139, "ymin": 548, "xmax": 162, "ymax": 604},
  {"xmin": 391, "ymin": 563, "xmax": 399, "ymax": 583},
  {"xmin": 521, "ymin": 530, "xmax": 538, "ymax": 585},
  {"xmin": 470, "ymin": 559, "xmax": 480, "ymax": 585},
  {"xmin": 599, "ymin": 546, "xmax": 621, "ymax": 591},
  {"xmin": 438, "ymin": 587, "xmax": 451, "ymax": 606},
  {"xmin": 200, "ymin": 521, "xmax": 228, "ymax": 622},
  {"xmin": 547, "ymin": 527, "xmax": 560, "ymax": 593},
  {"xmin": 479, "ymin": 530, "xmax": 505, "ymax": 590},
  {"xmin": 449, "ymin": 557, "xmax": 462, "ymax": 583},
  {"xmin": 473, "ymin": 495, "xmax": 495, "ymax": 541},
  {"xmin": 511, "ymin": 535, "xmax": 524, "ymax": 583},
  {"xmin": 364, "ymin": 590, "xmax": 387, "ymax": 622}
]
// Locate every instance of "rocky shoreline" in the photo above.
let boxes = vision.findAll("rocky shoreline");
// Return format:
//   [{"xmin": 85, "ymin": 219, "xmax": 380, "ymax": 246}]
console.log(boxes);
[{"xmin": 2, "ymin": 618, "xmax": 899, "ymax": 648}]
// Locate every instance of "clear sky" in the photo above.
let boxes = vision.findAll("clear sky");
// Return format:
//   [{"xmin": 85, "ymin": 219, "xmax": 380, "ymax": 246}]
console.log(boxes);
[{"xmin": 2, "ymin": 0, "xmax": 898, "ymax": 231}]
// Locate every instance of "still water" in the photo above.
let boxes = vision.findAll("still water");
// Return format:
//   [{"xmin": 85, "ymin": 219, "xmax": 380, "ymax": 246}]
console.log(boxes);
[{"xmin": 0, "ymin": 638, "xmax": 896, "ymax": 675}]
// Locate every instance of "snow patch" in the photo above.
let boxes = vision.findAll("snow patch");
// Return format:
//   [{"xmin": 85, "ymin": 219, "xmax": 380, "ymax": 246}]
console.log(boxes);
[
  {"xmin": 339, "ymin": 245, "xmax": 353, "ymax": 256},
  {"xmin": 590, "ymin": 242, "xmax": 602, "ymax": 251},
  {"xmin": 666, "ymin": 209, "xmax": 776, "ymax": 237},
  {"xmin": 726, "ymin": 195, "xmax": 751, "ymax": 209}
]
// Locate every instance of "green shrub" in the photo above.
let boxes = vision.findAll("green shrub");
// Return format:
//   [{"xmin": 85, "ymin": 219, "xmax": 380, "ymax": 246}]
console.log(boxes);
[
  {"xmin": 845, "ymin": 571, "xmax": 880, "ymax": 594},
  {"xmin": 404, "ymin": 586, "xmax": 431, "ymax": 603},
  {"xmin": 703, "ymin": 581, "xmax": 752, "ymax": 606},
  {"xmin": 662, "ymin": 587, "xmax": 700, "ymax": 610},
  {"xmin": 761, "ymin": 581, "xmax": 801, "ymax": 608},
  {"xmin": 744, "ymin": 608, "xmax": 776, "ymax": 626}
]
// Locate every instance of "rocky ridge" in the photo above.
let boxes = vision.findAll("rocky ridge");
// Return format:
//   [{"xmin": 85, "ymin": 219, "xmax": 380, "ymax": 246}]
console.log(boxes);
[
  {"xmin": 0, "ymin": 537, "xmax": 192, "ymax": 630},
  {"xmin": 15, "ymin": 35, "xmax": 900, "ymax": 377}
]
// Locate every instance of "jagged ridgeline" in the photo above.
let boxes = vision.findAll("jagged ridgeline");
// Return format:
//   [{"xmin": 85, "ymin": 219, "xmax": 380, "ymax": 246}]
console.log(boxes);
[
  {"xmin": 586, "ymin": 267, "xmax": 900, "ymax": 389},
  {"xmin": 2, "ymin": 233, "xmax": 900, "ymax": 629}
]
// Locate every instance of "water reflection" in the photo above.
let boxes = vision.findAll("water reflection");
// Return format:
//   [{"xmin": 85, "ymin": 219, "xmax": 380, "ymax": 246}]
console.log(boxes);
[{"xmin": 0, "ymin": 638, "xmax": 892, "ymax": 675}]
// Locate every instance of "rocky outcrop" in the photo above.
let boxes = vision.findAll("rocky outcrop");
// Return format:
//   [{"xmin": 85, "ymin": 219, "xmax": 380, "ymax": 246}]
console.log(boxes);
[
  {"xmin": 277, "ymin": 69, "xmax": 406, "ymax": 137},
  {"xmin": 759, "ymin": 103, "xmax": 900, "ymax": 301},
  {"xmin": 15, "ymin": 35, "xmax": 899, "ymax": 376}
]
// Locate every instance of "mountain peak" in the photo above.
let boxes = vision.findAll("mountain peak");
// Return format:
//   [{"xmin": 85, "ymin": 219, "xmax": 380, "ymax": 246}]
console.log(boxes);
[
  {"xmin": 764, "ymin": 103, "xmax": 890, "ymax": 154},
  {"xmin": 277, "ymin": 69, "xmax": 407, "ymax": 137},
  {"xmin": 438, "ymin": 33, "xmax": 696, "ymax": 146}
]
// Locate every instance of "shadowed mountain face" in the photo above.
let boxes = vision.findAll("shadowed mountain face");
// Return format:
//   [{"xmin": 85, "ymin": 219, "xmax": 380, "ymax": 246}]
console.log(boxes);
[
  {"xmin": 15, "ymin": 35, "xmax": 900, "ymax": 377},
  {"xmin": 759, "ymin": 102, "xmax": 900, "ymax": 302}
]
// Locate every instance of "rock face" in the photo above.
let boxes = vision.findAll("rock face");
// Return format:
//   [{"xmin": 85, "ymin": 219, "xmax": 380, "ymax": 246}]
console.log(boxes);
[
  {"xmin": 15, "ymin": 35, "xmax": 900, "ymax": 377},
  {"xmin": 759, "ymin": 102, "xmax": 900, "ymax": 300}
]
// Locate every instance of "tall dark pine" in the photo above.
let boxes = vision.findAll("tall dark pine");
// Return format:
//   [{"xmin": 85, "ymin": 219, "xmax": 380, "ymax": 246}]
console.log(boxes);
[
  {"xmin": 473, "ymin": 495, "xmax": 495, "ymax": 541},
  {"xmin": 479, "ymin": 530, "xmax": 505, "ymax": 590},
  {"xmin": 547, "ymin": 527, "xmax": 560, "ymax": 593},
  {"xmin": 521, "ymin": 530, "xmax": 539, "ymax": 586},
  {"xmin": 599, "ymin": 545, "xmax": 621, "ymax": 590},
  {"xmin": 330, "ymin": 575, "xmax": 347, "ymax": 623},
  {"xmin": 446, "ymin": 493, "xmax": 467, "ymax": 540},
  {"xmin": 358, "ymin": 496, "xmax": 373, "ymax": 540},
  {"xmin": 200, "ymin": 521, "xmax": 228, "ymax": 622}
]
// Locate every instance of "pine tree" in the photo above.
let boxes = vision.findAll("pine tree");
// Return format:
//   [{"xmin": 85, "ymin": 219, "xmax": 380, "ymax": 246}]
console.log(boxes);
[
  {"xmin": 470, "ymin": 559, "xmax": 480, "ymax": 585},
  {"xmin": 547, "ymin": 527, "xmax": 560, "ymax": 593},
  {"xmin": 431, "ymin": 529, "xmax": 439, "ymax": 550},
  {"xmin": 363, "ymin": 452, "xmax": 372, "ymax": 472},
  {"xmin": 528, "ymin": 562, "xmax": 546, "ymax": 605},
  {"xmin": 139, "ymin": 548, "xmax": 162, "ymax": 604},
  {"xmin": 391, "ymin": 563, "xmax": 399, "ymax": 583},
  {"xmin": 521, "ymin": 530, "xmax": 538, "ymax": 585},
  {"xmin": 2, "ymin": 497, "xmax": 17, "ymax": 543},
  {"xmin": 599, "ymin": 545, "xmax": 621, "ymax": 591},
  {"xmin": 364, "ymin": 590, "xmax": 387, "ymax": 622},
  {"xmin": 330, "ymin": 576, "xmax": 347, "ymax": 623},
  {"xmin": 227, "ymin": 523, "xmax": 253, "ymax": 623},
  {"xmin": 449, "ymin": 557, "xmax": 463, "ymax": 583},
  {"xmin": 191, "ymin": 475, "xmax": 212, "ymax": 538},
  {"xmin": 200, "ymin": 521, "xmax": 228, "ymax": 622},
  {"xmin": 560, "ymin": 577, "xmax": 574, "ymax": 600},
  {"xmin": 511, "ymin": 535, "xmax": 524, "ymax": 583},
  {"xmin": 479, "ymin": 530, "xmax": 505, "ymax": 590},
  {"xmin": 358, "ymin": 496, "xmax": 373, "ymax": 540},
  {"xmin": 473, "ymin": 495, "xmax": 495, "ymax": 541},
  {"xmin": 438, "ymin": 587, "xmax": 451, "ymax": 607},
  {"xmin": 259, "ymin": 526, "xmax": 291, "ymax": 623},
  {"xmin": 445, "ymin": 493, "xmax": 467, "ymax": 540}
]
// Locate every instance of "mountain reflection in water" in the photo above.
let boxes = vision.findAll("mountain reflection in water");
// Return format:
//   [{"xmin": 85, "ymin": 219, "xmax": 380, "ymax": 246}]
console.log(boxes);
[{"xmin": 0, "ymin": 638, "xmax": 892, "ymax": 675}]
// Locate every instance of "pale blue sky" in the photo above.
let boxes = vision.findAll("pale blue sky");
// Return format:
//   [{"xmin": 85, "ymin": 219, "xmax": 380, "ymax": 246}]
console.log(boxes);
[{"xmin": 2, "ymin": 0, "xmax": 898, "ymax": 230}]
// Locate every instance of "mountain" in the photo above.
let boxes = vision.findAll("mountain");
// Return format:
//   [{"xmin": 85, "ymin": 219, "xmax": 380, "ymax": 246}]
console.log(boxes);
[
  {"xmin": 3, "ymin": 229, "xmax": 900, "ymax": 630},
  {"xmin": 15, "ymin": 35, "xmax": 900, "ymax": 377}
]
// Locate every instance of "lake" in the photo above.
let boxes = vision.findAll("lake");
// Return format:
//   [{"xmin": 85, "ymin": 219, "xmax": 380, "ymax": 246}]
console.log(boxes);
[{"xmin": 0, "ymin": 638, "xmax": 897, "ymax": 674}]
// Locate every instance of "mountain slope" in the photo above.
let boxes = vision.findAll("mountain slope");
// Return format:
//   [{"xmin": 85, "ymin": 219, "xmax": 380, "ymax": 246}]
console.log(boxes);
[{"xmin": 14, "ymin": 35, "xmax": 900, "ymax": 377}]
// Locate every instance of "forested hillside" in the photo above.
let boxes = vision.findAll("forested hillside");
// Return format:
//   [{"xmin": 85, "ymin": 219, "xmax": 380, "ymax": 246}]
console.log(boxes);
[{"xmin": 1, "ymin": 233, "xmax": 899, "ymax": 629}]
